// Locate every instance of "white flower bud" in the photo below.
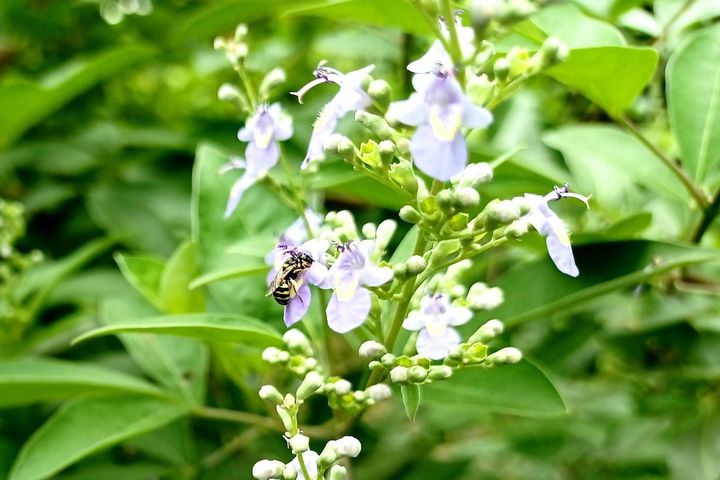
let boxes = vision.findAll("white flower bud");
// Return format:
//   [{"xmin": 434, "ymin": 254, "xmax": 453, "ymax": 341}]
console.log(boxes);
[
  {"xmin": 319, "ymin": 441, "xmax": 339, "ymax": 468},
  {"xmin": 276, "ymin": 405, "xmax": 294, "ymax": 432},
  {"xmin": 260, "ymin": 67, "xmax": 287, "ymax": 96},
  {"xmin": 296, "ymin": 371, "xmax": 324, "ymax": 400},
  {"xmin": 488, "ymin": 199, "xmax": 521, "ymax": 224},
  {"xmin": 366, "ymin": 383, "xmax": 392, "ymax": 402},
  {"xmin": 333, "ymin": 379, "xmax": 352, "ymax": 395},
  {"xmin": 454, "ymin": 187, "xmax": 481, "ymax": 209},
  {"xmin": 505, "ymin": 218, "xmax": 529, "ymax": 238},
  {"xmin": 408, "ymin": 365, "xmax": 428, "ymax": 383},
  {"xmin": 359, "ymin": 340, "xmax": 387, "ymax": 359},
  {"xmin": 466, "ymin": 283, "xmax": 504, "ymax": 310},
  {"xmin": 353, "ymin": 390, "xmax": 367, "ymax": 403},
  {"xmin": 283, "ymin": 466, "xmax": 298, "ymax": 480},
  {"xmin": 283, "ymin": 329, "xmax": 313, "ymax": 356},
  {"xmin": 262, "ymin": 347, "xmax": 290, "ymax": 364},
  {"xmin": 288, "ymin": 433, "xmax": 310, "ymax": 454},
  {"xmin": 328, "ymin": 464, "xmax": 348, "ymax": 480},
  {"xmin": 487, "ymin": 347, "xmax": 523, "ymax": 365},
  {"xmin": 428, "ymin": 365, "xmax": 453, "ymax": 380},
  {"xmin": 259, "ymin": 385, "xmax": 284, "ymax": 404},
  {"xmin": 405, "ymin": 255, "xmax": 427, "ymax": 275},
  {"xmin": 252, "ymin": 459, "xmax": 285, "ymax": 479},
  {"xmin": 471, "ymin": 319, "xmax": 505, "ymax": 344},
  {"xmin": 218, "ymin": 83, "xmax": 241, "ymax": 101},
  {"xmin": 334, "ymin": 436, "xmax": 362, "ymax": 458},
  {"xmin": 389, "ymin": 366, "xmax": 409, "ymax": 384},
  {"xmin": 362, "ymin": 222, "xmax": 377, "ymax": 239},
  {"xmin": 374, "ymin": 219, "xmax": 397, "ymax": 254}
]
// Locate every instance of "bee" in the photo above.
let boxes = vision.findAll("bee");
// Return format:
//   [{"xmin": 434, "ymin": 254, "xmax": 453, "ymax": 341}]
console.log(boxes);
[{"xmin": 266, "ymin": 250, "xmax": 314, "ymax": 305}]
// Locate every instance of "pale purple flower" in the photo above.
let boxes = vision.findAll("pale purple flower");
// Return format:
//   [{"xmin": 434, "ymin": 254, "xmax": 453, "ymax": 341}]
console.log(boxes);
[
  {"xmin": 292, "ymin": 61, "xmax": 375, "ymax": 168},
  {"xmin": 322, "ymin": 240, "xmax": 392, "ymax": 333},
  {"xmin": 523, "ymin": 185, "xmax": 590, "ymax": 277},
  {"xmin": 403, "ymin": 294, "xmax": 472, "ymax": 360},
  {"xmin": 267, "ymin": 239, "xmax": 329, "ymax": 327},
  {"xmin": 222, "ymin": 103, "xmax": 293, "ymax": 217},
  {"xmin": 407, "ymin": 15, "xmax": 476, "ymax": 73},
  {"xmin": 279, "ymin": 209, "xmax": 323, "ymax": 247},
  {"xmin": 286, "ymin": 450, "xmax": 319, "ymax": 480},
  {"xmin": 387, "ymin": 70, "xmax": 492, "ymax": 181}
]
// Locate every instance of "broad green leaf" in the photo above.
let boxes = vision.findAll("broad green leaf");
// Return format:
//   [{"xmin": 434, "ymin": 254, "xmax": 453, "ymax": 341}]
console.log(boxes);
[
  {"xmin": 543, "ymin": 125, "xmax": 688, "ymax": 204},
  {"xmin": 401, "ymin": 384, "xmax": 422, "ymax": 421},
  {"xmin": 54, "ymin": 462, "xmax": 171, "ymax": 480},
  {"xmin": 483, "ymin": 240, "xmax": 720, "ymax": 326},
  {"xmin": 100, "ymin": 297, "xmax": 209, "ymax": 405},
  {"xmin": 114, "ymin": 253, "xmax": 165, "ymax": 309},
  {"xmin": 547, "ymin": 47, "xmax": 658, "ymax": 118},
  {"xmin": 8, "ymin": 396, "xmax": 189, "ymax": 480},
  {"xmin": 533, "ymin": 3, "xmax": 625, "ymax": 48},
  {"xmin": 189, "ymin": 264, "xmax": 268, "ymax": 289},
  {"xmin": 389, "ymin": 226, "xmax": 419, "ymax": 264},
  {"xmin": 0, "ymin": 46, "xmax": 154, "ymax": 148},
  {"xmin": 424, "ymin": 361, "xmax": 566, "ymax": 417},
  {"xmin": 74, "ymin": 313, "xmax": 283, "ymax": 347},
  {"xmin": 159, "ymin": 240, "xmax": 205, "ymax": 314},
  {"xmin": 0, "ymin": 358, "xmax": 161, "ymax": 408},
  {"xmin": 667, "ymin": 24, "xmax": 720, "ymax": 188}
]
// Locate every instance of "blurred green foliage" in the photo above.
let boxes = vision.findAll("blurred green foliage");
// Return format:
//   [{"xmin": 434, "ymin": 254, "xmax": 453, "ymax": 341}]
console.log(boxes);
[{"xmin": 1, "ymin": 1, "xmax": 720, "ymax": 479}]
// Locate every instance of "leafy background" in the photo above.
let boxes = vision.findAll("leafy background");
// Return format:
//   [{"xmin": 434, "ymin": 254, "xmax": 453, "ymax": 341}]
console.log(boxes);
[{"xmin": 2, "ymin": 0, "xmax": 720, "ymax": 479}]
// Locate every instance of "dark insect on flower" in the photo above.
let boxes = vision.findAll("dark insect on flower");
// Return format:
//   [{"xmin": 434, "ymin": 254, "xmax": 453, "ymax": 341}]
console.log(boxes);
[{"xmin": 266, "ymin": 250, "xmax": 314, "ymax": 305}]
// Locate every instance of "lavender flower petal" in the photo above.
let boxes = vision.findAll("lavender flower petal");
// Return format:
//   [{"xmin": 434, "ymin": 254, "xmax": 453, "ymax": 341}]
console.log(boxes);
[
  {"xmin": 284, "ymin": 282, "xmax": 312, "ymax": 327},
  {"xmin": 326, "ymin": 287, "xmax": 371, "ymax": 333},
  {"xmin": 410, "ymin": 125, "xmax": 467, "ymax": 181},
  {"xmin": 224, "ymin": 172, "xmax": 257, "ymax": 218},
  {"xmin": 448, "ymin": 306, "xmax": 473, "ymax": 326},
  {"xmin": 246, "ymin": 141, "xmax": 279, "ymax": 173},
  {"xmin": 402, "ymin": 311, "xmax": 425, "ymax": 331},
  {"xmin": 387, "ymin": 93, "xmax": 428, "ymax": 127},
  {"xmin": 417, "ymin": 327, "xmax": 461, "ymax": 360}
]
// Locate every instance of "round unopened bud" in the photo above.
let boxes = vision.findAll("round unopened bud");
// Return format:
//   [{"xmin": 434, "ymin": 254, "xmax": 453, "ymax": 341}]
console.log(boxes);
[
  {"xmin": 389, "ymin": 160, "xmax": 418, "ymax": 193},
  {"xmin": 494, "ymin": 57, "xmax": 510, "ymax": 81},
  {"xmin": 487, "ymin": 347, "xmax": 523, "ymax": 365},
  {"xmin": 399, "ymin": 205, "xmax": 422, "ymax": 224},
  {"xmin": 353, "ymin": 390, "xmax": 367, "ymax": 402},
  {"xmin": 453, "ymin": 162, "xmax": 493, "ymax": 188},
  {"xmin": 428, "ymin": 365, "xmax": 453, "ymax": 380},
  {"xmin": 465, "ymin": 342, "xmax": 488, "ymax": 363},
  {"xmin": 486, "ymin": 199, "xmax": 521, "ymax": 224},
  {"xmin": 538, "ymin": 36, "xmax": 569, "ymax": 67},
  {"xmin": 467, "ymin": 283, "xmax": 504, "ymax": 310},
  {"xmin": 218, "ymin": 83, "xmax": 241, "ymax": 101},
  {"xmin": 408, "ymin": 365, "xmax": 428, "ymax": 383},
  {"xmin": 334, "ymin": 436, "xmax": 362, "ymax": 458},
  {"xmin": 259, "ymin": 385, "xmax": 284, "ymax": 404},
  {"xmin": 468, "ymin": 319, "xmax": 505, "ymax": 344},
  {"xmin": 362, "ymin": 222, "xmax": 377, "ymax": 239},
  {"xmin": 406, "ymin": 255, "xmax": 427, "ymax": 275},
  {"xmin": 319, "ymin": 441, "xmax": 340, "ymax": 468},
  {"xmin": 252, "ymin": 459, "xmax": 285, "ymax": 479},
  {"xmin": 283, "ymin": 329, "xmax": 313, "ymax": 356},
  {"xmin": 262, "ymin": 347, "xmax": 290, "ymax": 364},
  {"xmin": 381, "ymin": 353, "xmax": 396, "ymax": 367},
  {"xmin": 436, "ymin": 189, "xmax": 454, "ymax": 211},
  {"xmin": 448, "ymin": 345, "xmax": 464, "ymax": 361},
  {"xmin": 375, "ymin": 219, "xmax": 397, "ymax": 253},
  {"xmin": 283, "ymin": 466, "xmax": 299, "ymax": 480},
  {"xmin": 288, "ymin": 433, "xmax": 310, "ymax": 454},
  {"xmin": 505, "ymin": 219, "xmax": 529, "ymax": 238},
  {"xmin": 377, "ymin": 140, "xmax": 395, "ymax": 165},
  {"xmin": 324, "ymin": 134, "xmax": 355, "ymax": 162},
  {"xmin": 359, "ymin": 340, "xmax": 387, "ymax": 359},
  {"xmin": 296, "ymin": 371, "xmax": 324, "ymax": 400},
  {"xmin": 328, "ymin": 464, "xmax": 348, "ymax": 480},
  {"xmin": 234, "ymin": 23, "xmax": 248, "ymax": 40},
  {"xmin": 333, "ymin": 379, "xmax": 352, "ymax": 395},
  {"xmin": 454, "ymin": 187, "xmax": 480, "ymax": 209},
  {"xmin": 366, "ymin": 383, "xmax": 392, "ymax": 402},
  {"xmin": 259, "ymin": 67, "xmax": 287, "ymax": 96},
  {"xmin": 355, "ymin": 110, "xmax": 393, "ymax": 140},
  {"xmin": 368, "ymin": 79, "xmax": 391, "ymax": 109},
  {"xmin": 393, "ymin": 262, "xmax": 408, "ymax": 279},
  {"xmin": 389, "ymin": 366, "xmax": 409, "ymax": 383}
]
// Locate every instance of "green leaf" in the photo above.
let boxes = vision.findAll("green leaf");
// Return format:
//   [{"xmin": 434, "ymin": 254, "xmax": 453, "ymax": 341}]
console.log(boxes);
[
  {"xmin": 423, "ymin": 361, "xmax": 566, "ymax": 417},
  {"xmin": 8, "ymin": 396, "xmax": 189, "ymax": 480},
  {"xmin": 159, "ymin": 240, "xmax": 205, "ymax": 314},
  {"xmin": 189, "ymin": 264, "xmax": 268, "ymax": 290},
  {"xmin": 543, "ymin": 124, "xmax": 688, "ymax": 204},
  {"xmin": 533, "ymin": 3, "xmax": 625, "ymax": 48},
  {"xmin": 401, "ymin": 384, "xmax": 422, "ymax": 421},
  {"xmin": 484, "ymin": 240, "xmax": 720, "ymax": 326},
  {"xmin": 53, "ymin": 462, "xmax": 172, "ymax": 480},
  {"xmin": 73, "ymin": 313, "xmax": 283, "ymax": 348},
  {"xmin": 0, "ymin": 358, "xmax": 161, "ymax": 408},
  {"xmin": 667, "ymin": 24, "xmax": 720, "ymax": 188},
  {"xmin": 0, "ymin": 46, "xmax": 154, "ymax": 148},
  {"xmin": 546, "ymin": 47, "xmax": 658, "ymax": 118},
  {"xmin": 114, "ymin": 253, "xmax": 165, "ymax": 309}
]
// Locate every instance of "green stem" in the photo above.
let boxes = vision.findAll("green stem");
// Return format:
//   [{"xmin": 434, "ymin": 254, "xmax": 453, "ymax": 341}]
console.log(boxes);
[
  {"xmin": 691, "ymin": 189, "xmax": 720, "ymax": 243},
  {"xmin": 192, "ymin": 406, "xmax": 283, "ymax": 432},
  {"xmin": 653, "ymin": 0, "xmax": 695, "ymax": 48},
  {"xmin": 617, "ymin": 116, "xmax": 709, "ymax": 208},
  {"xmin": 235, "ymin": 63, "xmax": 257, "ymax": 108},
  {"xmin": 440, "ymin": 0, "xmax": 466, "ymax": 83},
  {"xmin": 290, "ymin": 411, "xmax": 313, "ymax": 480},
  {"xmin": 201, "ymin": 429, "xmax": 259, "ymax": 469}
]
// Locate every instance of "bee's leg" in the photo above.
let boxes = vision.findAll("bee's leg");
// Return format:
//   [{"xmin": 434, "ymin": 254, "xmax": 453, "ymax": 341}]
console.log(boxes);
[{"xmin": 288, "ymin": 278, "xmax": 305, "ymax": 304}]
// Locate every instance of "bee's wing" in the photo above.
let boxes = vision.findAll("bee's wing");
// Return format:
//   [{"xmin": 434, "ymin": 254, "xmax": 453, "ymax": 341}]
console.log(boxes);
[{"xmin": 266, "ymin": 269, "xmax": 288, "ymax": 296}]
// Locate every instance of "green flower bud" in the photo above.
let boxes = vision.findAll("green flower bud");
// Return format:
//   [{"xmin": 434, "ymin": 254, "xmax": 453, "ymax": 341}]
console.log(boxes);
[
  {"xmin": 324, "ymin": 134, "xmax": 356, "ymax": 162},
  {"xmin": 328, "ymin": 465, "xmax": 348, "ymax": 480},
  {"xmin": 283, "ymin": 466, "xmax": 299, "ymax": 480},
  {"xmin": 258, "ymin": 385, "xmax": 284, "ymax": 404},
  {"xmin": 494, "ymin": 57, "xmax": 510, "ymax": 82},
  {"xmin": 389, "ymin": 160, "xmax": 418, "ymax": 194},
  {"xmin": 506, "ymin": 46, "xmax": 532, "ymax": 78},
  {"xmin": 486, "ymin": 199, "xmax": 521, "ymax": 225},
  {"xmin": 448, "ymin": 345, "xmax": 464, "ymax": 361},
  {"xmin": 296, "ymin": 371, "xmax": 324, "ymax": 400},
  {"xmin": 395, "ymin": 355, "xmax": 413, "ymax": 367},
  {"xmin": 505, "ymin": 219, "xmax": 529, "ymax": 238},
  {"xmin": 435, "ymin": 189, "xmax": 455, "ymax": 211},
  {"xmin": 405, "ymin": 255, "xmax": 427, "ymax": 275},
  {"xmin": 319, "ymin": 441, "xmax": 340, "ymax": 468},
  {"xmin": 428, "ymin": 365, "xmax": 453, "ymax": 380},
  {"xmin": 359, "ymin": 140, "xmax": 382, "ymax": 169},
  {"xmin": 498, "ymin": 0, "xmax": 537, "ymax": 23},
  {"xmin": 217, "ymin": 83, "xmax": 242, "ymax": 102},
  {"xmin": 332, "ymin": 379, "xmax": 352, "ymax": 395},
  {"xmin": 262, "ymin": 347, "xmax": 290, "ymax": 364},
  {"xmin": 377, "ymin": 140, "xmax": 395, "ymax": 165},
  {"xmin": 467, "ymin": 319, "xmax": 505, "ymax": 344},
  {"xmin": 395, "ymin": 136, "xmax": 411, "ymax": 156},
  {"xmin": 368, "ymin": 79, "xmax": 392, "ymax": 110},
  {"xmin": 466, "ymin": 73, "xmax": 495, "ymax": 107},
  {"xmin": 487, "ymin": 346, "xmax": 523, "ymax": 364},
  {"xmin": 389, "ymin": 366, "xmax": 409, "ymax": 383},
  {"xmin": 429, "ymin": 239, "xmax": 461, "ymax": 265},
  {"xmin": 276, "ymin": 405, "xmax": 294, "ymax": 432},
  {"xmin": 355, "ymin": 110, "xmax": 393, "ymax": 140},
  {"xmin": 381, "ymin": 353, "xmax": 396, "ymax": 367},
  {"xmin": 374, "ymin": 219, "xmax": 397, "ymax": 254},
  {"xmin": 288, "ymin": 433, "xmax": 310, "ymax": 454},
  {"xmin": 408, "ymin": 365, "xmax": 428, "ymax": 383},
  {"xmin": 465, "ymin": 343, "xmax": 488, "ymax": 363},
  {"xmin": 393, "ymin": 262, "xmax": 409, "ymax": 279},
  {"xmin": 353, "ymin": 390, "xmax": 368, "ymax": 403},
  {"xmin": 234, "ymin": 23, "xmax": 248, "ymax": 41},
  {"xmin": 335, "ymin": 436, "xmax": 362, "ymax": 457},
  {"xmin": 474, "ymin": 40, "xmax": 495, "ymax": 70},
  {"xmin": 412, "ymin": 356, "xmax": 431, "ymax": 369},
  {"xmin": 469, "ymin": 0, "xmax": 500, "ymax": 31},
  {"xmin": 536, "ymin": 36, "xmax": 569, "ymax": 69},
  {"xmin": 399, "ymin": 205, "xmax": 422, "ymax": 224},
  {"xmin": 362, "ymin": 222, "xmax": 377, "ymax": 239},
  {"xmin": 368, "ymin": 360, "xmax": 384, "ymax": 372},
  {"xmin": 448, "ymin": 213, "xmax": 469, "ymax": 231}
]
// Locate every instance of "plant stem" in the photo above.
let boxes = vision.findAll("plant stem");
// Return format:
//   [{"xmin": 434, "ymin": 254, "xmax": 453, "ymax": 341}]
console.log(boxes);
[
  {"xmin": 192, "ymin": 406, "xmax": 283, "ymax": 432},
  {"xmin": 617, "ymin": 116, "xmax": 709, "ymax": 208},
  {"xmin": 290, "ymin": 411, "xmax": 313, "ymax": 480},
  {"xmin": 653, "ymin": 0, "xmax": 696, "ymax": 48},
  {"xmin": 440, "ymin": 0, "xmax": 466, "ymax": 84},
  {"xmin": 235, "ymin": 63, "xmax": 257, "ymax": 107},
  {"xmin": 691, "ymin": 189, "xmax": 720, "ymax": 243},
  {"xmin": 201, "ymin": 429, "xmax": 260, "ymax": 469}
]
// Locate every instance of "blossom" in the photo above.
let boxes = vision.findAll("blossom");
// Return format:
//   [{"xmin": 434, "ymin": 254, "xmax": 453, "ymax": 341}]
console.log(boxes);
[
  {"xmin": 286, "ymin": 450, "xmax": 319, "ymax": 480},
  {"xmin": 292, "ymin": 61, "xmax": 375, "ymax": 168},
  {"xmin": 322, "ymin": 240, "xmax": 392, "ymax": 333},
  {"xmin": 387, "ymin": 70, "xmax": 492, "ymax": 181},
  {"xmin": 523, "ymin": 184, "xmax": 590, "ymax": 277},
  {"xmin": 407, "ymin": 15, "xmax": 476, "ymax": 73},
  {"xmin": 222, "ymin": 103, "xmax": 293, "ymax": 217},
  {"xmin": 267, "ymin": 239, "xmax": 329, "ymax": 327},
  {"xmin": 403, "ymin": 294, "xmax": 472, "ymax": 360},
  {"xmin": 279, "ymin": 209, "xmax": 323, "ymax": 247}
]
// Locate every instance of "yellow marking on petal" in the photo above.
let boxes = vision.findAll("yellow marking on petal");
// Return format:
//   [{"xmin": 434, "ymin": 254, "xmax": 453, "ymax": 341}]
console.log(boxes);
[
  {"xmin": 424, "ymin": 316, "xmax": 447, "ymax": 338},
  {"xmin": 335, "ymin": 276, "xmax": 359, "ymax": 301},
  {"xmin": 254, "ymin": 128, "xmax": 274, "ymax": 149},
  {"xmin": 428, "ymin": 108, "xmax": 462, "ymax": 141},
  {"xmin": 551, "ymin": 219, "xmax": 571, "ymax": 246}
]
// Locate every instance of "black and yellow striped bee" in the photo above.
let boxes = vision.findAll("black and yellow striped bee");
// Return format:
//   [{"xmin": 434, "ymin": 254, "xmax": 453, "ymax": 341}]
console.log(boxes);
[{"xmin": 266, "ymin": 250, "xmax": 314, "ymax": 305}]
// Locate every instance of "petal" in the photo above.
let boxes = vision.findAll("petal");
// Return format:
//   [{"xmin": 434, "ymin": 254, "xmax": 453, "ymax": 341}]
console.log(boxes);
[
  {"xmin": 360, "ymin": 264, "xmax": 393, "ymax": 287},
  {"xmin": 428, "ymin": 103, "xmax": 464, "ymax": 141},
  {"xmin": 546, "ymin": 230, "xmax": 579, "ymax": 277},
  {"xmin": 410, "ymin": 125, "xmax": 467, "ymax": 181},
  {"xmin": 268, "ymin": 103, "xmax": 294, "ymax": 141},
  {"xmin": 302, "ymin": 103, "xmax": 339, "ymax": 168},
  {"xmin": 462, "ymin": 101, "xmax": 493, "ymax": 129},
  {"xmin": 246, "ymin": 141, "xmax": 279, "ymax": 173},
  {"xmin": 306, "ymin": 262, "xmax": 328, "ymax": 286},
  {"xmin": 402, "ymin": 310, "xmax": 425, "ymax": 331},
  {"xmin": 283, "ymin": 282, "xmax": 312, "ymax": 327},
  {"xmin": 416, "ymin": 328, "xmax": 461, "ymax": 360},
  {"xmin": 448, "ymin": 306, "xmax": 473, "ymax": 326},
  {"xmin": 387, "ymin": 93, "xmax": 428, "ymax": 127},
  {"xmin": 237, "ymin": 126, "xmax": 253, "ymax": 142},
  {"xmin": 299, "ymin": 239, "xmax": 330, "ymax": 263},
  {"xmin": 407, "ymin": 41, "xmax": 451, "ymax": 73},
  {"xmin": 288, "ymin": 451, "xmax": 319, "ymax": 480},
  {"xmin": 326, "ymin": 288, "xmax": 371, "ymax": 333},
  {"xmin": 224, "ymin": 172, "xmax": 257, "ymax": 218},
  {"xmin": 334, "ymin": 272, "xmax": 360, "ymax": 301}
]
